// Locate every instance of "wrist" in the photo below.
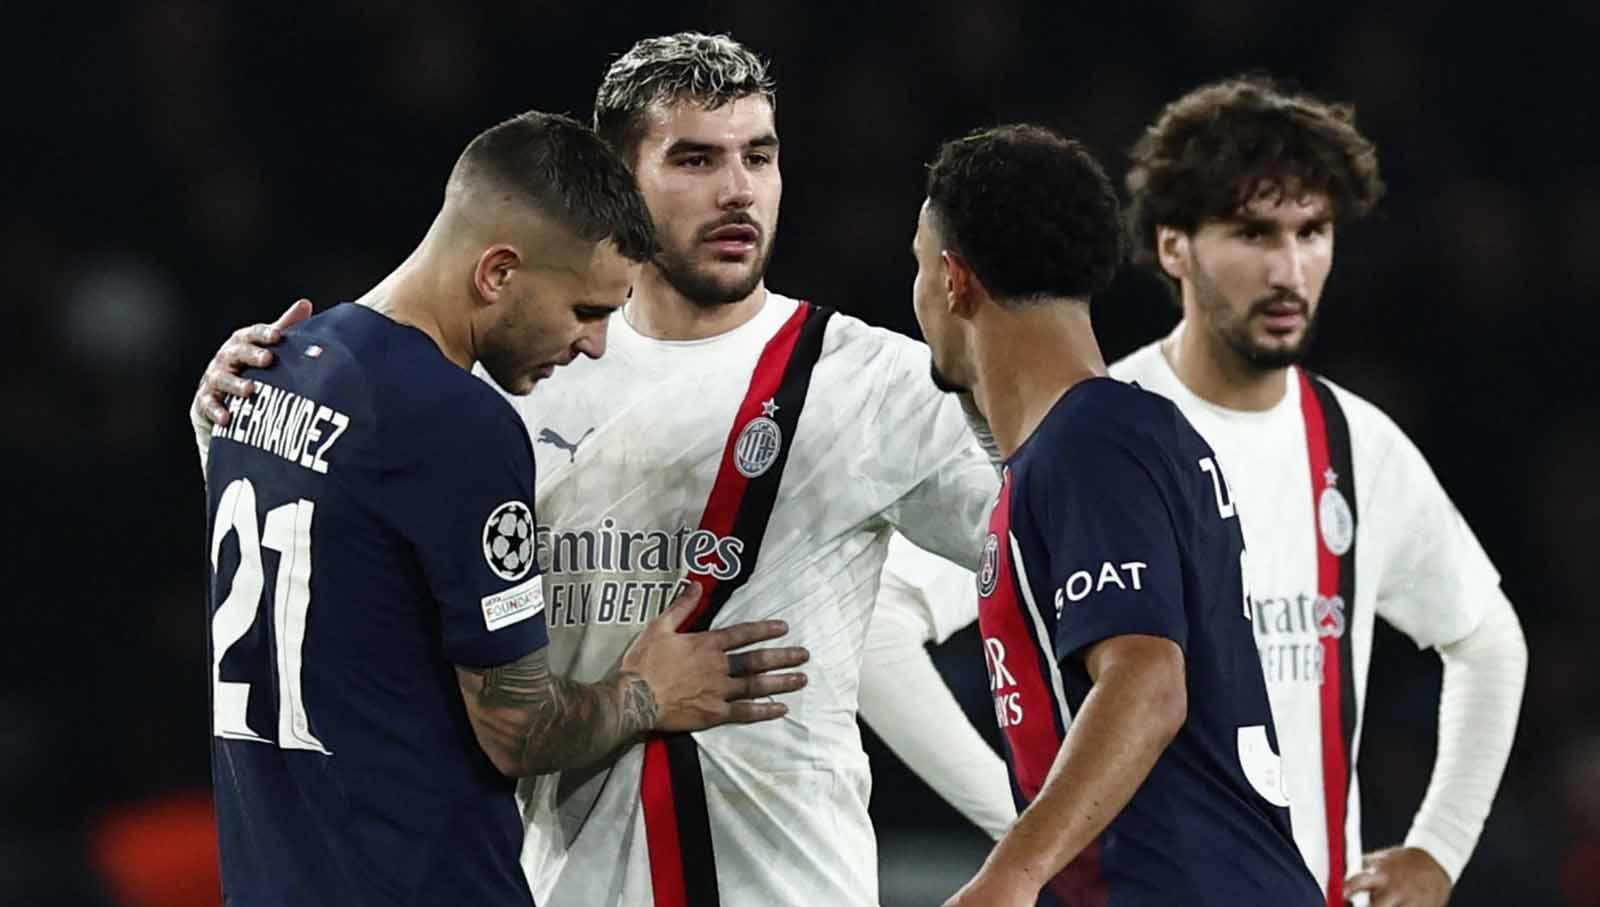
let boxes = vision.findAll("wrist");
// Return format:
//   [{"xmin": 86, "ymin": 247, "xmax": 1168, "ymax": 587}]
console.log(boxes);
[
  {"xmin": 975, "ymin": 841, "xmax": 1050, "ymax": 898},
  {"xmin": 616, "ymin": 670, "xmax": 659, "ymax": 738},
  {"xmin": 1396, "ymin": 838, "xmax": 1458, "ymax": 885}
]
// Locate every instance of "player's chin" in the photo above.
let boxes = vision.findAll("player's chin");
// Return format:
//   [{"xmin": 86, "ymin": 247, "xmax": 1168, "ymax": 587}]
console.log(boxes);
[
  {"xmin": 699, "ymin": 255, "xmax": 762, "ymax": 286},
  {"xmin": 686, "ymin": 264, "xmax": 763, "ymax": 306},
  {"xmin": 502, "ymin": 372, "xmax": 540, "ymax": 395},
  {"xmin": 1244, "ymin": 334, "xmax": 1309, "ymax": 368}
]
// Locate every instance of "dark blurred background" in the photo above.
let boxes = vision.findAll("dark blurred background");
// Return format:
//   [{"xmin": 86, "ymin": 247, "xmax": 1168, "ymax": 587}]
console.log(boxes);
[{"xmin": 3, "ymin": 1, "xmax": 1595, "ymax": 904}]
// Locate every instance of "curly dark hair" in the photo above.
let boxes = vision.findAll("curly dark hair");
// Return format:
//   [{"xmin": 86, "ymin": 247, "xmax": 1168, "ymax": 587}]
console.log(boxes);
[
  {"xmin": 1125, "ymin": 74, "xmax": 1385, "ymax": 284},
  {"xmin": 925, "ymin": 124, "xmax": 1122, "ymax": 305}
]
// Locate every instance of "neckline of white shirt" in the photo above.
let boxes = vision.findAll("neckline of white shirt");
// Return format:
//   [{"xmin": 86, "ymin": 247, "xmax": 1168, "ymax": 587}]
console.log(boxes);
[
  {"xmin": 1150, "ymin": 324, "xmax": 1303, "ymax": 424},
  {"xmin": 613, "ymin": 290, "xmax": 798, "ymax": 351}
]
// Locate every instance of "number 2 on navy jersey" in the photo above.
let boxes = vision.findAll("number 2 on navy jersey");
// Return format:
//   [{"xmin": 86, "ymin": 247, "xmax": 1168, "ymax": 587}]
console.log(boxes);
[
  {"xmin": 1198, "ymin": 456, "xmax": 1236, "ymax": 519},
  {"xmin": 210, "ymin": 478, "xmax": 330, "ymax": 754}
]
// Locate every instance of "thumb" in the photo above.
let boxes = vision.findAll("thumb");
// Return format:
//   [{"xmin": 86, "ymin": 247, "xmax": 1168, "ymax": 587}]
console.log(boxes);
[
  {"xmin": 657, "ymin": 580, "xmax": 705, "ymax": 630},
  {"xmin": 1344, "ymin": 868, "xmax": 1386, "ymax": 895},
  {"xmin": 272, "ymin": 298, "xmax": 314, "ymax": 332}
]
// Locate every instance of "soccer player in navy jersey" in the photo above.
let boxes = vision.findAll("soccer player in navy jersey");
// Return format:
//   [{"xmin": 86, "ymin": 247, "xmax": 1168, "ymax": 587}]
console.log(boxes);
[
  {"xmin": 203, "ymin": 110, "xmax": 807, "ymax": 907},
  {"xmin": 911, "ymin": 124, "xmax": 1321, "ymax": 907}
]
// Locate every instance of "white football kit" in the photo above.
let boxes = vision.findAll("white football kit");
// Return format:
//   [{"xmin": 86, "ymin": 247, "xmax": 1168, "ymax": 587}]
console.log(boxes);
[{"xmin": 500, "ymin": 292, "xmax": 998, "ymax": 906}]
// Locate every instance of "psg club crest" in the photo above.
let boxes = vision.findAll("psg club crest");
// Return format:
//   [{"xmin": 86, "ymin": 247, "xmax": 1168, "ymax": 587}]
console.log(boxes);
[
  {"xmin": 734, "ymin": 400, "xmax": 784, "ymax": 478},
  {"xmin": 1318, "ymin": 486, "xmax": 1354, "ymax": 557},
  {"xmin": 483, "ymin": 500, "xmax": 536, "ymax": 581},
  {"xmin": 977, "ymin": 533, "xmax": 1000, "ymax": 597}
]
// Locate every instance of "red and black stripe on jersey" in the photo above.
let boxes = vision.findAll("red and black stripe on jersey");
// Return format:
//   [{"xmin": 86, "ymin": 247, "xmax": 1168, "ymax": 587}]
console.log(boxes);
[
  {"xmin": 1298, "ymin": 371, "xmax": 1359, "ymax": 907},
  {"xmin": 639, "ymin": 301, "xmax": 833, "ymax": 907}
]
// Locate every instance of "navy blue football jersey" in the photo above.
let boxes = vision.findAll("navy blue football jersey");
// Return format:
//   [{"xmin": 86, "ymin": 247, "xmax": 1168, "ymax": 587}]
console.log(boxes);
[
  {"xmin": 975, "ymin": 377, "xmax": 1320, "ymax": 906},
  {"xmin": 204, "ymin": 304, "xmax": 546, "ymax": 906}
]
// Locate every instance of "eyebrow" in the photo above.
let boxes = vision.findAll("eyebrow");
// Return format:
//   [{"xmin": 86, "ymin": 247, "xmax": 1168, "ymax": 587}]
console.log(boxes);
[
  {"xmin": 1229, "ymin": 215, "xmax": 1277, "ymax": 230},
  {"xmin": 663, "ymin": 133, "xmax": 781, "ymax": 157},
  {"xmin": 1228, "ymin": 213, "xmax": 1330, "ymax": 230}
]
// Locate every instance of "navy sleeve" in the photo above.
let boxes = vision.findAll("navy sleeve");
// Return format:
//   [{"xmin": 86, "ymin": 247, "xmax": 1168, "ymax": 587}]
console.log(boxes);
[
  {"xmin": 394, "ymin": 392, "xmax": 549, "ymax": 669},
  {"xmin": 1033, "ymin": 435, "xmax": 1187, "ymax": 662}
]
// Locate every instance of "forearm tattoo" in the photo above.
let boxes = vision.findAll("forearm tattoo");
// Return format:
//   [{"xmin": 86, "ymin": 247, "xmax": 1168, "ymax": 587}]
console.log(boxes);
[{"xmin": 466, "ymin": 651, "xmax": 658, "ymax": 775}]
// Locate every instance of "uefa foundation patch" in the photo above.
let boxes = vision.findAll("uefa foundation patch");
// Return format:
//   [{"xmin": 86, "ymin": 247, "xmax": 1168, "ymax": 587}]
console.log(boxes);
[{"xmin": 482, "ymin": 577, "xmax": 545, "ymax": 631}]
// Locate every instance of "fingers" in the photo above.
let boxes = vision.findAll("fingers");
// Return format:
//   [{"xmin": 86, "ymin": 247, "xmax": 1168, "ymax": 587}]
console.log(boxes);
[
  {"xmin": 195, "ymin": 308, "xmax": 300, "ymax": 427},
  {"xmin": 224, "ymin": 332, "xmax": 277, "ymax": 370},
  {"xmin": 209, "ymin": 367, "xmax": 257, "ymax": 399},
  {"xmin": 727, "ymin": 646, "xmax": 809, "ymax": 677},
  {"xmin": 733, "ymin": 671, "xmax": 807, "ymax": 699},
  {"xmin": 720, "ymin": 700, "xmax": 790, "ymax": 724},
  {"xmin": 271, "ymin": 298, "xmax": 314, "ymax": 331},
  {"xmin": 707, "ymin": 618, "xmax": 790, "ymax": 650},
  {"xmin": 196, "ymin": 361, "xmax": 255, "ymax": 428},
  {"xmin": 195, "ymin": 382, "xmax": 231, "ymax": 427}
]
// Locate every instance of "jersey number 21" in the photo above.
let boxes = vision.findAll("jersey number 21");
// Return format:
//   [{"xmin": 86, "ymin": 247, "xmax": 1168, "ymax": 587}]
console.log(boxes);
[{"xmin": 209, "ymin": 477, "xmax": 330, "ymax": 754}]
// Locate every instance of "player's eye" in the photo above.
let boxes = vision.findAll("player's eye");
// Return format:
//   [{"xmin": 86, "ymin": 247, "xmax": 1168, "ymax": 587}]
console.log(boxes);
[
  {"xmin": 574, "ymin": 305, "xmax": 614, "ymax": 323},
  {"xmin": 1299, "ymin": 222, "xmax": 1331, "ymax": 240},
  {"xmin": 745, "ymin": 152, "xmax": 773, "ymax": 168},
  {"xmin": 1236, "ymin": 225, "xmax": 1266, "ymax": 241},
  {"xmin": 678, "ymin": 154, "xmax": 711, "ymax": 169}
]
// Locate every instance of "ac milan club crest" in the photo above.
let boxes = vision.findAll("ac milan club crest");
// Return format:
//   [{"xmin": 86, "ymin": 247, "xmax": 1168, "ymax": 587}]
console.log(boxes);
[
  {"xmin": 734, "ymin": 399, "xmax": 784, "ymax": 478},
  {"xmin": 1318, "ymin": 486, "xmax": 1354, "ymax": 556}
]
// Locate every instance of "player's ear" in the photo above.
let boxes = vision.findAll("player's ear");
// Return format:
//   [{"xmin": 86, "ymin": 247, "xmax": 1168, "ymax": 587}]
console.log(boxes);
[
  {"xmin": 474, "ymin": 245, "xmax": 521, "ymax": 305},
  {"xmin": 1155, "ymin": 226, "xmax": 1189, "ymax": 283},
  {"xmin": 941, "ymin": 249, "xmax": 981, "ymax": 319}
]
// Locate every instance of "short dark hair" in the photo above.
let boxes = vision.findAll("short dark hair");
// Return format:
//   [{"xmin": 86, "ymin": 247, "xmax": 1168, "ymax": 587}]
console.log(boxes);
[
  {"xmin": 452, "ymin": 110, "xmax": 657, "ymax": 262},
  {"xmin": 925, "ymin": 124, "xmax": 1123, "ymax": 305},
  {"xmin": 1125, "ymin": 74, "xmax": 1385, "ymax": 280},
  {"xmin": 593, "ymin": 32, "xmax": 775, "ymax": 163}
]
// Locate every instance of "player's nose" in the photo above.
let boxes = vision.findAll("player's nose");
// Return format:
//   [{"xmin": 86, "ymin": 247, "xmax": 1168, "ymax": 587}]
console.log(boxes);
[
  {"xmin": 1266, "ymin": 238, "xmax": 1308, "ymax": 295},
  {"xmin": 717, "ymin": 160, "xmax": 755, "ymax": 210},
  {"xmin": 575, "ymin": 319, "xmax": 608, "ymax": 360}
]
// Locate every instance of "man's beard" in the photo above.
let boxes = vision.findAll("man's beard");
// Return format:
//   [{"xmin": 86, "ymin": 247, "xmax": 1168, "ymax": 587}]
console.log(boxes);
[
  {"xmin": 653, "ymin": 224, "xmax": 774, "ymax": 306},
  {"xmin": 1193, "ymin": 266, "xmax": 1318, "ymax": 371}
]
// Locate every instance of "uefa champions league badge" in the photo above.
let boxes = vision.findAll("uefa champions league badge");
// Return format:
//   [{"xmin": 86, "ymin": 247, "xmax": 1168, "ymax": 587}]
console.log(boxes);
[
  {"xmin": 1318, "ymin": 485, "xmax": 1354, "ymax": 557},
  {"xmin": 734, "ymin": 399, "xmax": 783, "ymax": 478},
  {"xmin": 483, "ymin": 500, "xmax": 536, "ymax": 581},
  {"xmin": 977, "ymin": 533, "xmax": 1000, "ymax": 597}
]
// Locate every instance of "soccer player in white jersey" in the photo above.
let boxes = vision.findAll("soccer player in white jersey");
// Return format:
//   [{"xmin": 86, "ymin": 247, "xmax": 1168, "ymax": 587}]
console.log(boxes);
[
  {"xmin": 1112, "ymin": 76, "xmax": 1527, "ymax": 905},
  {"xmin": 190, "ymin": 32, "xmax": 1016, "ymax": 906}
]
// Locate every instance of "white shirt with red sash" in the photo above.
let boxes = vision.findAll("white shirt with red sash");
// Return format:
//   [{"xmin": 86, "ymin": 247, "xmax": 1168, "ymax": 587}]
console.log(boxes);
[{"xmin": 494, "ymin": 291, "xmax": 999, "ymax": 906}]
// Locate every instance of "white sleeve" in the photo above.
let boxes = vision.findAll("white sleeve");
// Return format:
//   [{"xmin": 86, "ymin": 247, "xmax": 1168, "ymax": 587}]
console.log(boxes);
[
  {"xmin": 880, "ymin": 532, "xmax": 979, "ymax": 644},
  {"xmin": 1369, "ymin": 424, "xmax": 1501, "ymax": 650},
  {"xmin": 871, "ymin": 342, "xmax": 999, "ymax": 572},
  {"xmin": 1402, "ymin": 589, "xmax": 1527, "ymax": 881},
  {"xmin": 192, "ymin": 402, "xmax": 215, "ymax": 480},
  {"xmin": 1360, "ymin": 414, "xmax": 1527, "ymax": 879},
  {"xmin": 860, "ymin": 573, "xmax": 1016, "ymax": 840}
]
